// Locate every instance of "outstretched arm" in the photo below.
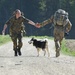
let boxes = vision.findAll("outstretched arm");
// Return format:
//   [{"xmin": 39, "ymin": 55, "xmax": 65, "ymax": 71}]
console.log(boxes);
[
  {"xmin": 2, "ymin": 24, "xmax": 7, "ymax": 35},
  {"xmin": 2, "ymin": 17, "xmax": 12, "ymax": 35},
  {"xmin": 28, "ymin": 20, "xmax": 35, "ymax": 26},
  {"xmin": 38, "ymin": 15, "xmax": 54, "ymax": 27},
  {"xmin": 23, "ymin": 16, "xmax": 38, "ymax": 27},
  {"xmin": 28, "ymin": 20, "xmax": 41, "ymax": 28}
]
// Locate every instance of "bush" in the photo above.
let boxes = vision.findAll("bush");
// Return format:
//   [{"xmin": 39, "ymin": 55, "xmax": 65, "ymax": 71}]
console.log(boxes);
[{"xmin": 0, "ymin": 35, "xmax": 11, "ymax": 45}]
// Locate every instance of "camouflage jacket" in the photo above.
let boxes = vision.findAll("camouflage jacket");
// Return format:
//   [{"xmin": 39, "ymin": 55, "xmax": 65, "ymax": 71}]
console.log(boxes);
[
  {"xmin": 40, "ymin": 15, "xmax": 72, "ymax": 33},
  {"xmin": 6, "ymin": 16, "xmax": 30, "ymax": 33}
]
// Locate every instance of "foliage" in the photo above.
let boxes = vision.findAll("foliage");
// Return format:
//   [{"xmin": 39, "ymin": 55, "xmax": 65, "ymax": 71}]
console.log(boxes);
[
  {"xmin": 61, "ymin": 39, "xmax": 75, "ymax": 56},
  {"xmin": 0, "ymin": 0, "xmax": 75, "ymax": 38},
  {"xmin": 0, "ymin": 35, "xmax": 11, "ymax": 45},
  {"xmin": 28, "ymin": 36, "xmax": 53, "ymax": 40}
]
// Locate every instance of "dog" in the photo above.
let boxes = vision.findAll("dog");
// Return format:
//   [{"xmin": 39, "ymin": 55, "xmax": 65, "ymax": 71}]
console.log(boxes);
[{"xmin": 28, "ymin": 38, "xmax": 50, "ymax": 57}]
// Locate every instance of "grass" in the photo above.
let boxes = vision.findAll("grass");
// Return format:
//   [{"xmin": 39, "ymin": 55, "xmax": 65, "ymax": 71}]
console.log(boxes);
[
  {"xmin": 61, "ymin": 39, "xmax": 75, "ymax": 56},
  {"xmin": 0, "ymin": 35, "xmax": 53, "ymax": 46},
  {"xmin": 0, "ymin": 35, "xmax": 75, "ymax": 56},
  {"xmin": 27, "ymin": 36, "xmax": 54, "ymax": 40},
  {"xmin": 0, "ymin": 35, "xmax": 11, "ymax": 45}
]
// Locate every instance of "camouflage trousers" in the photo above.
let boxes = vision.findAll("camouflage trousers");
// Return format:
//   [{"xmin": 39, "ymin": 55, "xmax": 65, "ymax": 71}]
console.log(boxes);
[
  {"xmin": 54, "ymin": 26, "xmax": 64, "ymax": 57},
  {"xmin": 10, "ymin": 32, "xmax": 23, "ymax": 56}
]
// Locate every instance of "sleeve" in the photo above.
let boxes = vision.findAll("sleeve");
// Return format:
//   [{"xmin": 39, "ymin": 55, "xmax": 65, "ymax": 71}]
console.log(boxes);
[
  {"xmin": 5, "ymin": 17, "xmax": 13, "ymax": 25},
  {"xmin": 40, "ymin": 15, "xmax": 54, "ymax": 27},
  {"xmin": 22, "ymin": 16, "xmax": 30, "ymax": 23},
  {"xmin": 66, "ymin": 20, "xmax": 72, "ymax": 32}
]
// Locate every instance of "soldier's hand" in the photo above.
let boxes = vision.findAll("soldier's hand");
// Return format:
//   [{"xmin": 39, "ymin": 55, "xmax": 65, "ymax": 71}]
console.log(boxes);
[
  {"xmin": 35, "ymin": 23, "xmax": 41, "ymax": 28},
  {"xmin": 65, "ymin": 32, "xmax": 69, "ymax": 36},
  {"xmin": 66, "ymin": 28, "xmax": 69, "ymax": 33}
]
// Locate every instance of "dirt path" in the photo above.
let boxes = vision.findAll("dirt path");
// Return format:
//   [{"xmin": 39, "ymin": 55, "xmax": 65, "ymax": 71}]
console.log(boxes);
[{"xmin": 0, "ymin": 38, "xmax": 75, "ymax": 75}]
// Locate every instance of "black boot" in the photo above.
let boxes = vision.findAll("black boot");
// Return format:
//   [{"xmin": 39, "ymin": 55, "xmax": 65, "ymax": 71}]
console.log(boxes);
[
  {"xmin": 56, "ymin": 47, "xmax": 60, "ymax": 57},
  {"xmin": 17, "ymin": 48, "xmax": 22, "ymax": 56},
  {"xmin": 14, "ymin": 50, "xmax": 18, "ymax": 56},
  {"xmin": 56, "ymin": 51, "xmax": 60, "ymax": 57}
]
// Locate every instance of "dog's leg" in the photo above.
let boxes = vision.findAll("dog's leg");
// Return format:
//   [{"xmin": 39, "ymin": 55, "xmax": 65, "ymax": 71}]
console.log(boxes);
[
  {"xmin": 37, "ymin": 48, "xmax": 40, "ymax": 57},
  {"xmin": 45, "ymin": 41, "xmax": 50, "ymax": 57},
  {"xmin": 44, "ymin": 49, "xmax": 46, "ymax": 56},
  {"xmin": 46, "ymin": 46, "xmax": 50, "ymax": 57}
]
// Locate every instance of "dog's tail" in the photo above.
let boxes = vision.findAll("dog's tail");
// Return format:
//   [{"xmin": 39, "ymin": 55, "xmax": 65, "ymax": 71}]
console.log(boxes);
[{"xmin": 45, "ymin": 39, "xmax": 48, "ymax": 44}]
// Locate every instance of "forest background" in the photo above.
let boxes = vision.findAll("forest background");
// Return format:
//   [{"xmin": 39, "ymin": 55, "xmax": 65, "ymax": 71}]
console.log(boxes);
[{"xmin": 0, "ymin": 0, "xmax": 75, "ymax": 39}]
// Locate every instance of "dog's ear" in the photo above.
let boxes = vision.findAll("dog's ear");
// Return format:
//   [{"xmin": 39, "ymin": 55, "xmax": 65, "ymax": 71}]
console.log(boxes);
[
  {"xmin": 30, "ymin": 37, "xmax": 34, "ymax": 41},
  {"xmin": 32, "ymin": 37, "xmax": 34, "ymax": 40}
]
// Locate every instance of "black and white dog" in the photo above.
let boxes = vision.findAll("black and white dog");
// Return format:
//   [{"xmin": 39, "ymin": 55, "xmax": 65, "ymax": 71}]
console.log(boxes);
[{"xmin": 28, "ymin": 38, "xmax": 50, "ymax": 57}]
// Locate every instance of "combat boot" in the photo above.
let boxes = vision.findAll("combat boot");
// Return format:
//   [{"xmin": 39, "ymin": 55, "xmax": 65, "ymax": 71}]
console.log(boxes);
[
  {"xmin": 56, "ymin": 48, "xmax": 60, "ymax": 57},
  {"xmin": 14, "ymin": 50, "xmax": 18, "ymax": 56},
  {"xmin": 13, "ymin": 47, "xmax": 18, "ymax": 56},
  {"xmin": 17, "ymin": 48, "xmax": 22, "ymax": 56},
  {"xmin": 56, "ymin": 51, "xmax": 60, "ymax": 57}
]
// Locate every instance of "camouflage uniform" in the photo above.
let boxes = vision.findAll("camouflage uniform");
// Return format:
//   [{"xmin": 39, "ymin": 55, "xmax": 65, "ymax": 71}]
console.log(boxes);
[
  {"xmin": 5, "ymin": 16, "xmax": 29, "ymax": 56},
  {"xmin": 39, "ymin": 9, "xmax": 72, "ymax": 57}
]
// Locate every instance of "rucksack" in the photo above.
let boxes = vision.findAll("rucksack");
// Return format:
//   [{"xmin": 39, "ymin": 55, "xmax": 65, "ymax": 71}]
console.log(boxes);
[{"xmin": 53, "ymin": 9, "xmax": 69, "ymax": 26}]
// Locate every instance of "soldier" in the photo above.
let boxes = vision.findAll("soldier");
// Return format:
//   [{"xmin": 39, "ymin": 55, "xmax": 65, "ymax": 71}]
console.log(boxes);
[
  {"xmin": 36, "ymin": 9, "xmax": 72, "ymax": 57},
  {"xmin": 2, "ymin": 9, "xmax": 37, "ymax": 56}
]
